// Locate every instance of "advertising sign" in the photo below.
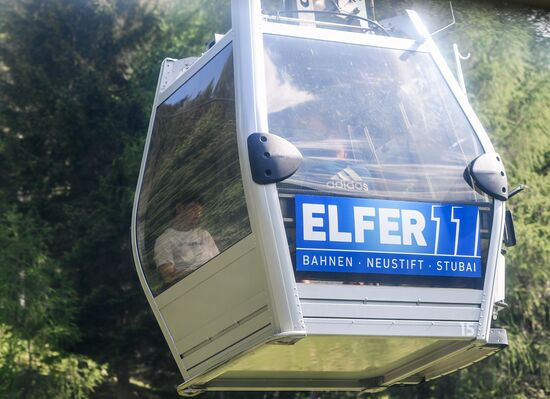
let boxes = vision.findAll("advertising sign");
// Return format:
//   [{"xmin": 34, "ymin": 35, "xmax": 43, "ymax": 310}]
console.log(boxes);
[{"xmin": 295, "ymin": 195, "xmax": 481, "ymax": 278}]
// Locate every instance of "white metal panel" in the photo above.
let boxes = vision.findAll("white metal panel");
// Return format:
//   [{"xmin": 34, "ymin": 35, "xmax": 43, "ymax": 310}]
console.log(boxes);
[
  {"xmin": 155, "ymin": 234, "xmax": 257, "ymax": 309},
  {"xmin": 477, "ymin": 201, "xmax": 505, "ymax": 339},
  {"xmin": 494, "ymin": 253, "xmax": 506, "ymax": 303},
  {"xmin": 158, "ymin": 57, "xmax": 199, "ymax": 95},
  {"xmin": 174, "ymin": 292, "xmax": 269, "ymax": 355},
  {"xmin": 156, "ymin": 32, "xmax": 234, "ymax": 106},
  {"xmin": 209, "ymin": 335, "xmax": 446, "ymax": 380},
  {"xmin": 179, "ymin": 334, "xmax": 498, "ymax": 393},
  {"xmin": 262, "ymin": 20, "xmax": 430, "ymax": 52},
  {"xmin": 298, "ymin": 284, "xmax": 483, "ymax": 304},
  {"xmin": 304, "ymin": 318, "xmax": 479, "ymax": 338},
  {"xmin": 199, "ymin": 378, "xmax": 368, "ymax": 391},
  {"xmin": 184, "ymin": 309, "xmax": 273, "ymax": 372},
  {"xmin": 381, "ymin": 340, "xmax": 471, "ymax": 386},
  {"xmin": 179, "ymin": 324, "xmax": 275, "ymax": 389},
  {"xmin": 421, "ymin": 344, "xmax": 502, "ymax": 381},
  {"xmin": 301, "ymin": 301, "xmax": 480, "ymax": 321},
  {"xmin": 231, "ymin": 0, "xmax": 306, "ymax": 335},
  {"xmin": 157, "ymin": 58, "xmax": 176, "ymax": 94},
  {"xmin": 159, "ymin": 237, "xmax": 267, "ymax": 345}
]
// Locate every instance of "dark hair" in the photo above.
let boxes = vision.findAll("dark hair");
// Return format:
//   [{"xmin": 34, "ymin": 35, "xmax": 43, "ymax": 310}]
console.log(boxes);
[{"xmin": 174, "ymin": 193, "xmax": 203, "ymax": 210}]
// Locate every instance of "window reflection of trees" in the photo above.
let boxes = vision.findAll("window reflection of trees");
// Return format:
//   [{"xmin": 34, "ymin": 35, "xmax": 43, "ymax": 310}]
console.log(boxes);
[
  {"xmin": 265, "ymin": 35, "xmax": 486, "ymax": 203},
  {"xmin": 137, "ymin": 46, "xmax": 251, "ymax": 295}
]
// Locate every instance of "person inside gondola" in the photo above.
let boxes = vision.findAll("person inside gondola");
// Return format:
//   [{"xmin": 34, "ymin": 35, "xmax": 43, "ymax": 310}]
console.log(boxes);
[
  {"xmin": 154, "ymin": 196, "xmax": 219, "ymax": 286},
  {"xmin": 278, "ymin": 108, "xmax": 372, "ymax": 195}
]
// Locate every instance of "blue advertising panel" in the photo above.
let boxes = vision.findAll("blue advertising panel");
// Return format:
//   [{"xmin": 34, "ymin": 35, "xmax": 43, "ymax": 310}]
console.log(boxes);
[{"xmin": 295, "ymin": 195, "xmax": 481, "ymax": 278}]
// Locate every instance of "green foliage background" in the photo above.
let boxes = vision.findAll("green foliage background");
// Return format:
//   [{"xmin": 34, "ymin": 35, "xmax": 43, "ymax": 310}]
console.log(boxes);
[{"xmin": 0, "ymin": 0, "xmax": 548, "ymax": 398}]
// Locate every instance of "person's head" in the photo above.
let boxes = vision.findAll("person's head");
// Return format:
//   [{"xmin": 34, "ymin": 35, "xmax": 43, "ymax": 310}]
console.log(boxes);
[{"xmin": 173, "ymin": 196, "xmax": 204, "ymax": 229}]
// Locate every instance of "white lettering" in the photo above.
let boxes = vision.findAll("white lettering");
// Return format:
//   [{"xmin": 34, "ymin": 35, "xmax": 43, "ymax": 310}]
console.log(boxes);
[
  {"xmin": 328, "ymin": 205, "xmax": 352, "ymax": 242},
  {"xmin": 303, "ymin": 204, "xmax": 326, "ymax": 241},
  {"xmin": 401, "ymin": 209, "xmax": 427, "ymax": 246},
  {"xmin": 364, "ymin": 256, "xmax": 424, "ymax": 270},
  {"xmin": 353, "ymin": 206, "xmax": 376, "ymax": 243},
  {"xmin": 302, "ymin": 255, "xmax": 353, "ymax": 267},
  {"xmin": 436, "ymin": 260, "xmax": 477, "ymax": 272},
  {"xmin": 379, "ymin": 208, "xmax": 401, "ymax": 245}
]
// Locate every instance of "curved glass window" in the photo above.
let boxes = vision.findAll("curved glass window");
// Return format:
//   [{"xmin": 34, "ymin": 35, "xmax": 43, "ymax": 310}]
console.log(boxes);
[
  {"xmin": 264, "ymin": 34, "xmax": 491, "ymax": 289},
  {"xmin": 264, "ymin": 34, "xmax": 486, "ymax": 203},
  {"xmin": 136, "ymin": 44, "xmax": 251, "ymax": 295}
]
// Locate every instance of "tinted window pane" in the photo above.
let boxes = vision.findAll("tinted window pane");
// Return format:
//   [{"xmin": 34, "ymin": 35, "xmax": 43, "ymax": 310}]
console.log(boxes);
[
  {"xmin": 136, "ymin": 44, "xmax": 251, "ymax": 295},
  {"xmin": 264, "ymin": 34, "xmax": 486, "ymax": 203}
]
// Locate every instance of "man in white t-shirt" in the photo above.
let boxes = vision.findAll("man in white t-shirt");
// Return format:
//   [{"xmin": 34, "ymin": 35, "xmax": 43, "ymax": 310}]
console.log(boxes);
[{"xmin": 154, "ymin": 199, "xmax": 219, "ymax": 285}]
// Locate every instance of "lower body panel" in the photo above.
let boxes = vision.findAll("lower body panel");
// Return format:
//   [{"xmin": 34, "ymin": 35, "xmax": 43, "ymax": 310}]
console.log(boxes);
[{"xmin": 177, "ymin": 326, "xmax": 507, "ymax": 396}]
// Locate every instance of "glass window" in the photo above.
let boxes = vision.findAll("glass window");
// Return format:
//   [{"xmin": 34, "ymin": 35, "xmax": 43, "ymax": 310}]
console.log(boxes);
[
  {"xmin": 264, "ymin": 34, "xmax": 486, "ymax": 203},
  {"xmin": 136, "ymin": 44, "xmax": 251, "ymax": 295}
]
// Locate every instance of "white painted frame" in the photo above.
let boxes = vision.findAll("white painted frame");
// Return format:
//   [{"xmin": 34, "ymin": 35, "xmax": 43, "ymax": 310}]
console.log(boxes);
[
  {"xmin": 406, "ymin": 9, "xmax": 505, "ymax": 342},
  {"xmin": 231, "ymin": 0, "xmax": 306, "ymax": 336}
]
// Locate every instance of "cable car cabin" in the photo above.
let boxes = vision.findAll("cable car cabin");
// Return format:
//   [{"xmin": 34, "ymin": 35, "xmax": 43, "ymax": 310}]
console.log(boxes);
[{"xmin": 131, "ymin": 0, "xmax": 512, "ymax": 395}]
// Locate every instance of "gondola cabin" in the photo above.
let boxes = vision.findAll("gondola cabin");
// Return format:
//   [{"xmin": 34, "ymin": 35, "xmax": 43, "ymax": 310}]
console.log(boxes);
[{"xmin": 131, "ymin": 0, "xmax": 513, "ymax": 395}]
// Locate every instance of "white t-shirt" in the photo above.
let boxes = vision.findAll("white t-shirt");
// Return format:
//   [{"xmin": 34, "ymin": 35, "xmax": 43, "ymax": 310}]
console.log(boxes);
[{"xmin": 154, "ymin": 228, "xmax": 219, "ymax": 276}]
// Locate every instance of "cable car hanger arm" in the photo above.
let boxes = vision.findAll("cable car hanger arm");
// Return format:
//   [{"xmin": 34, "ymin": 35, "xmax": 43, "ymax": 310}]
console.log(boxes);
[{"xmin": 272, "ymin": 9, "xmax": 391, "ymax": 36}]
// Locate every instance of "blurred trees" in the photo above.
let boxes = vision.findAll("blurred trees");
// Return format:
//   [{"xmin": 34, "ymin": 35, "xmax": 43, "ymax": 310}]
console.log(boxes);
[
  {"xmin": 436, "ymin": 2, "xmax": 550, "ymax": 397},
  {"xmin": 0, "ymin": 0, "xmax": 548, "ymax": 398},
  {"xmin": 0, "ymin": 0, "xmax": 167, "ymax": 397},
  {"xmin": 379, "ymin": 1, "xmax": 550, "ymax": 398},
  {"xmin": 0, "ymin": 210, "xmax": 106, "ymax": 398},
  {"xmin": 0, "ymin": 0, "xmax": 233, "ymax": 397}
]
